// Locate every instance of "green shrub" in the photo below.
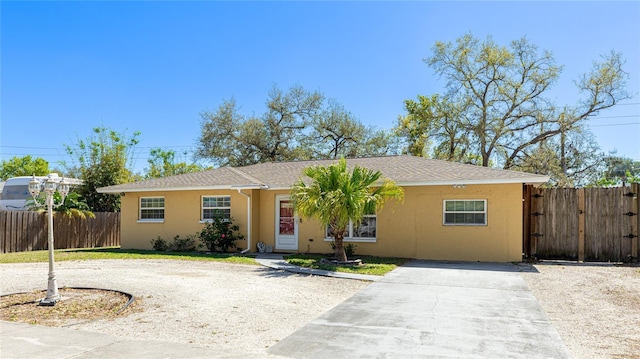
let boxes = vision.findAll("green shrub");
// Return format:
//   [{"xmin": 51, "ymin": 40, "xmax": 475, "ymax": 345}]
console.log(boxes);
[
  {"xmin": 198, "ymin": 215, "xmax": 244, "ymax": 252},
  {"xmin": 170, "ymin": 234, "xmax": 199, "ymax": 252},
  {"xmin": 150, "ymin": 236, "xmax": 170, "ymax": 252},
  {"xmin": 151, "ymin": 235, "xmax": 199, "ymax": 252}
]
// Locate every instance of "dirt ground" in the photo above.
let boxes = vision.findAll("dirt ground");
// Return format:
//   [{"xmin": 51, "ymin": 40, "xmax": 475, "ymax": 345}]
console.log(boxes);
[
  {"xmin": 519, "ymin": 261, "xmax": 640, "ymax": 359},
  {"xmin": 1, "ymin": 287, "xmax": 134, "ymax": 326},
  {"xmin": 1, "ymin": 259, "xmax": 639, "ymax": 358},
  {"xmin": 0, "ymin": 259, "xmax": 368, "ymax": 356}
]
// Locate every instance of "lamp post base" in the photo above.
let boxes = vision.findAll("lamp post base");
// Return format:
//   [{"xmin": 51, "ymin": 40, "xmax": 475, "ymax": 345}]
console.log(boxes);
[
  {"xmin": 38, "ymin": 276, "xmax": 60, "ymax": 306},
  {"xmin": 38, "ymin": 297, "xmax": 59, "ymax": 306}
]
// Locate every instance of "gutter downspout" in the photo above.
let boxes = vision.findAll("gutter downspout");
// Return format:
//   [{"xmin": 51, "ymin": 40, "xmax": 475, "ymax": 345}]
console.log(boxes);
[{"xmin": 237, "ymin": 189, "xmax": 251, "ymax": 254}]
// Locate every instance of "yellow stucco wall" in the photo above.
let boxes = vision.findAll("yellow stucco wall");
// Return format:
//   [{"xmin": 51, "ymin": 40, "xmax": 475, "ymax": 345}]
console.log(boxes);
[
  {"xmin": 120, "ymin": 190, "xmax": 251, "ymax": 250},
  {"xmin": 120, "ymin": 184, "xmax": 523, "ymax": 262},
  {"xmin": 379, "ymin": 183, "xmax": 523, "ymax": 262},
  {"xmin": 253, "ymin": 184, "xmax": 523, "ymax": 262}
]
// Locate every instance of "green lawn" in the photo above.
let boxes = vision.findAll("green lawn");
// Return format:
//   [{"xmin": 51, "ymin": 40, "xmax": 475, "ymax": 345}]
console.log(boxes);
[
  {"xmin": 0, "ymin": 247, "xmax": 258, "ymax": 265},
  {"xmin": 1, "ymin": 248, "xmax": 411, "ymax": 276},
  {"xmin": 285, "ymin": 254, "xmax": 411, "ymax": 276}
]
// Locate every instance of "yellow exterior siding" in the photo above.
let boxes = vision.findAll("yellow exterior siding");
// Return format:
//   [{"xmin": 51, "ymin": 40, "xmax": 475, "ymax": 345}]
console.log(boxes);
[
  {"xmin": 120, "ymin": 184, "xmax": 523, "ymax": 262},
  {"xmin": 394, "ymin": 184, "xmax": 523, "ymax": 262},
  {"xmin": 257, "ymin": 190, "xmax": 278, "ymax": 250},
  {"xmin": 120, "ymin": 190, "xmax": 250, "ymax": 250}
]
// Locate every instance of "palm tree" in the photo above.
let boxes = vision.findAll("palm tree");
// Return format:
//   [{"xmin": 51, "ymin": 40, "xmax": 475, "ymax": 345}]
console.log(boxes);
[
  {"xmin": 54, "ymin": 192, "xmax": 96, "ymax": 219},
  {"xmin": 291, "ymin": 158, "xmax": 403, "ymax": 262}
]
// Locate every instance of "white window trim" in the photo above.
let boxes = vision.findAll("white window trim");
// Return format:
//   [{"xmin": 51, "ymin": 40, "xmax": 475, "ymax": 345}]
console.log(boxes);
[
  {"xmin": 323, "ymin": 214, "xmax": 377, "ymax": 243},
  {"xmin": 200, "ymin": 195, "xmax": 231, "ymax": 222},
  {"xmin": 442, "ymin": 199, "xmax": 487, "ymax": 226},
  {"xmin": 138, "ymin": 219, "xmax": 165, "ymax": 223},
  {"xmin": 138, "ymin": 196, "xmax": 165, "ymax": 223}
]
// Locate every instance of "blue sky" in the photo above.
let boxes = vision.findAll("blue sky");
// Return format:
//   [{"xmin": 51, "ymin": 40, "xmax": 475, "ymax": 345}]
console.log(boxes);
[{"xmin": 2, "ymin": 1, "xmax": 639, "ymax": 174}]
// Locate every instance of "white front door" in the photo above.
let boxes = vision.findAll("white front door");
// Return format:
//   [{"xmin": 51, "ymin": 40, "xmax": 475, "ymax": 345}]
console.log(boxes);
[{"xmin": 275, "ymin": 195, "xmax": 298, "ymax": 250}]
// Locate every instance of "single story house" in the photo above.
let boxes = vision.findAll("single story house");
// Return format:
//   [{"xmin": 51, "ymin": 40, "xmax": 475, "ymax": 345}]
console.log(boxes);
[{"xmin": 97, "ymin": 155, "xmax": 549, "ymax": 262}]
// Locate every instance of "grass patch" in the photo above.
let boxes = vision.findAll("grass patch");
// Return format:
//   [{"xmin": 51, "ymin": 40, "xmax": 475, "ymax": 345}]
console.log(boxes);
[
  {"xmin": 285, "ymin": 253, "xmax": 410, "ymax": 276},
  {"xmin": 0, "ymin": 247, "xmax": 258, "ymax": 265}
]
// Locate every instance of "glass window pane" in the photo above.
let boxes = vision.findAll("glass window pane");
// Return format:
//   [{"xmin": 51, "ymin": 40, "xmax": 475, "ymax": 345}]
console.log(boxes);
[
  {"xmin": 279, "ymin": 200, "xmax": 293, "ymax": 217},
  {"xmin": 454, "ymin": 213, "xmax": 465, "ymax": 223},
  {"xmin": 202, "ymin": 197, "xmax": 231, "ymax": 220},
  {"xmin": 326, "ymin": 225, "xmax": 335, "ymax": 238},
  {"xmin": 464, "ymin": 201, "xmax": 474, "ymax": 211},
  {"xmin": 464, "ymin": 213, "xmax": 475, "ymax": 223},
  {"xmin": 2, "ymin": 185, "xmax": 29, "ymax": 200},
  {"xmin": 203, "ymin": 196, "xmax": 230, "ymax": 208},
  {"xmin": 445, "ymin": 213, "xmax": 455, "ymax": 224},
  {"xmin": 444, "ymin": 200, "xmax": 487, "ymax": 225},
  {"xmin": 141, "ymin": 209, "xmax": 164, "ymax": 219},
  {"xmin": 279, "ymin": 218, "xmax": 294, "ymax": 235},
  {"xmin": 354, "ymin": 217, "xmax": 376, "ymax": 238},
  {"xmin": 204, "ymin": 208, "xmax": 231, "ymax": 219},
  {"xmin": 445, "ymin": 201, "xmax": 455, "ymax": 211},
  {"xmin": 141, "ymin": 197, "xmax": 163, "ymax": 208}
]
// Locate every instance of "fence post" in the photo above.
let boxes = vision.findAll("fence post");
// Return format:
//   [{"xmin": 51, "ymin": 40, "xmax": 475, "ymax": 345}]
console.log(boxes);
[
  {"xmin": 632, "ymin": 183, "xmax": 639, "ymax": 261},
  {"xmin": 523, "ymin": 184, "xmax": 532, "ymax": 259},
  {"xmin": 578, "ymin": 188, "xmax": 585, "ymax": 262},
  {"xmin": 531, "ymin": 187, "xmax": 541, "ymax": 258}
]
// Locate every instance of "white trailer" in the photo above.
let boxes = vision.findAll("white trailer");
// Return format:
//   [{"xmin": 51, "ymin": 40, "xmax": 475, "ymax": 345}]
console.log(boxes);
[{"xmin": 0, "ymin": 174, "xmax": 82, "ymax": 211}]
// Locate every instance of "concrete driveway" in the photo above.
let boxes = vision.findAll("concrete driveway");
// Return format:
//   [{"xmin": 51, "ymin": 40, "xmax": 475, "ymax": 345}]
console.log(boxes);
[{"xmin": 269, "ymin": 260, "xmax": 572, "ymax": 358}]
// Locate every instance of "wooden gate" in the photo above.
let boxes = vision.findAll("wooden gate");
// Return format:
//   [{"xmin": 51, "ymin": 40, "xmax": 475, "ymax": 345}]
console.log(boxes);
[{"xmin": 524, "ymin": 183, "xmax": 639, "ymax": 262}]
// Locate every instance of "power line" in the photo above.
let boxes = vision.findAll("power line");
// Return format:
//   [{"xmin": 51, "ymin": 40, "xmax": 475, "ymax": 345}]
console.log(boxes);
[
  {"xmin": 590, "ymin": 114, "xmax": 640, "ymax": 120},
  {"xmin": 1, "ymin": 146, "xmax": 63, "ymax": 150},
  {"xmin": 589, "ymin": 122, "xmax": 640, "ymax": 127},
  {"xmin": 1, "ymin": 145, "xmax": 195, "ymax": 150}
]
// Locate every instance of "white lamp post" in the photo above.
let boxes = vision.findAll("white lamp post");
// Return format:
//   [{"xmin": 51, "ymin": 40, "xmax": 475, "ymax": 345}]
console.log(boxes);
[{"xmin": 28, "ymin": 174, "xmax": 71, "ymax": 306}]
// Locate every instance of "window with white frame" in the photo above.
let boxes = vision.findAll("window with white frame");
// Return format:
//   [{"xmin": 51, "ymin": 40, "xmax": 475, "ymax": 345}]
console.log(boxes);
[
  {"xmin": 202, "ymin": 196, "xmax": 231, "ymax": 221},
  {"xmin": 140, "ymin": 197, "xmax": 165, "ymax": 221},
  {"xmin": 443, "ymin": 200, "xmax": 487, "ymax": 225},
  {"xmin": 325, "ymin": 214, "xmax": 377, "ymax": 241}
]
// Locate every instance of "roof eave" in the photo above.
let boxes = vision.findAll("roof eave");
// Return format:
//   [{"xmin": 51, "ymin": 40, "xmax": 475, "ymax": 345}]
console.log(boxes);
[
  {"xmin": 263, "ymin": 176, "xmax": 550, "ymax": 190},
  {"xmin": 396, "ymin": 177, "xmax": 551, "ymax": 187},
  {"xmin": 97, "ymin": 184, "xmax": 265, "ymax": 194}
]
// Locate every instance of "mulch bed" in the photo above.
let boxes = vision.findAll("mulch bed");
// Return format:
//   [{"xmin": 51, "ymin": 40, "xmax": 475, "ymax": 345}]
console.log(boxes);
[{"xmin": 0, "ymin": 287, "xmax": 136, "ymax": 327}]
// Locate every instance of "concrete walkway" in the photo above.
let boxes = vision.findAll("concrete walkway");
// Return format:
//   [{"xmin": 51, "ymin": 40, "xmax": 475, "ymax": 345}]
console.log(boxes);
[
  {"xmin": 254, "ymin": 253, "xmax": 381, "ymax": 281},
  {"xmin": 1, "ymin": 321, "xmax": 223, "ymax": 359},
  {"xmin": 268, "ymin": 260, "xmax": 572, "ymax": 358}
]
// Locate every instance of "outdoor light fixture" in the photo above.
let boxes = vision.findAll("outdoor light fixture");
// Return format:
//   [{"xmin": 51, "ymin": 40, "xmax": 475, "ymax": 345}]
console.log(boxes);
[{"xmin": 28, "ymin": 174, "xmax": 71, "ymax": 306}]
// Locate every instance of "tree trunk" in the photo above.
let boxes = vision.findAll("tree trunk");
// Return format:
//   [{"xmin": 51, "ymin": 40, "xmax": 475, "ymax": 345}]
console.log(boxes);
[{"xmin": 333, "ymin": 233, "xmax": 348, "ymax": 262}]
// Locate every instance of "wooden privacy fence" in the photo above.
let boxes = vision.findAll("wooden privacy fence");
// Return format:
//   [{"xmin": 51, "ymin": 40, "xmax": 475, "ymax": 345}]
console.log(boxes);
[
  {"xmin": 524, "ymin": 183, "xmax": 639, "ymax": 262},
  {"xmin": 0, "ymin": 211, "xmax": 120, "ymax": 253}
]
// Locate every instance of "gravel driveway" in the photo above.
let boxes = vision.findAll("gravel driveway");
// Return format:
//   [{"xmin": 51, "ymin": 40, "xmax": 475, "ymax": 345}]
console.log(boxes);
[
  {"xmin": 519, "ymin": 262, "xmax": 640, "ymax": 359},
  {"xmin": 2, "ymin": 259, "xmax": 639, "ymax": 358},
  {"xmin": 0, "ymin": 259, "xmax": 368, "ymax": 357}
]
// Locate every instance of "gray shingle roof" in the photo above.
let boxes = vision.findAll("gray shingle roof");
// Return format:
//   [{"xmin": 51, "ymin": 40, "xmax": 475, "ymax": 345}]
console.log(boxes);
[{"xmin": 97, "ymin": 155, "xmax": 549, "ymax": 193}]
